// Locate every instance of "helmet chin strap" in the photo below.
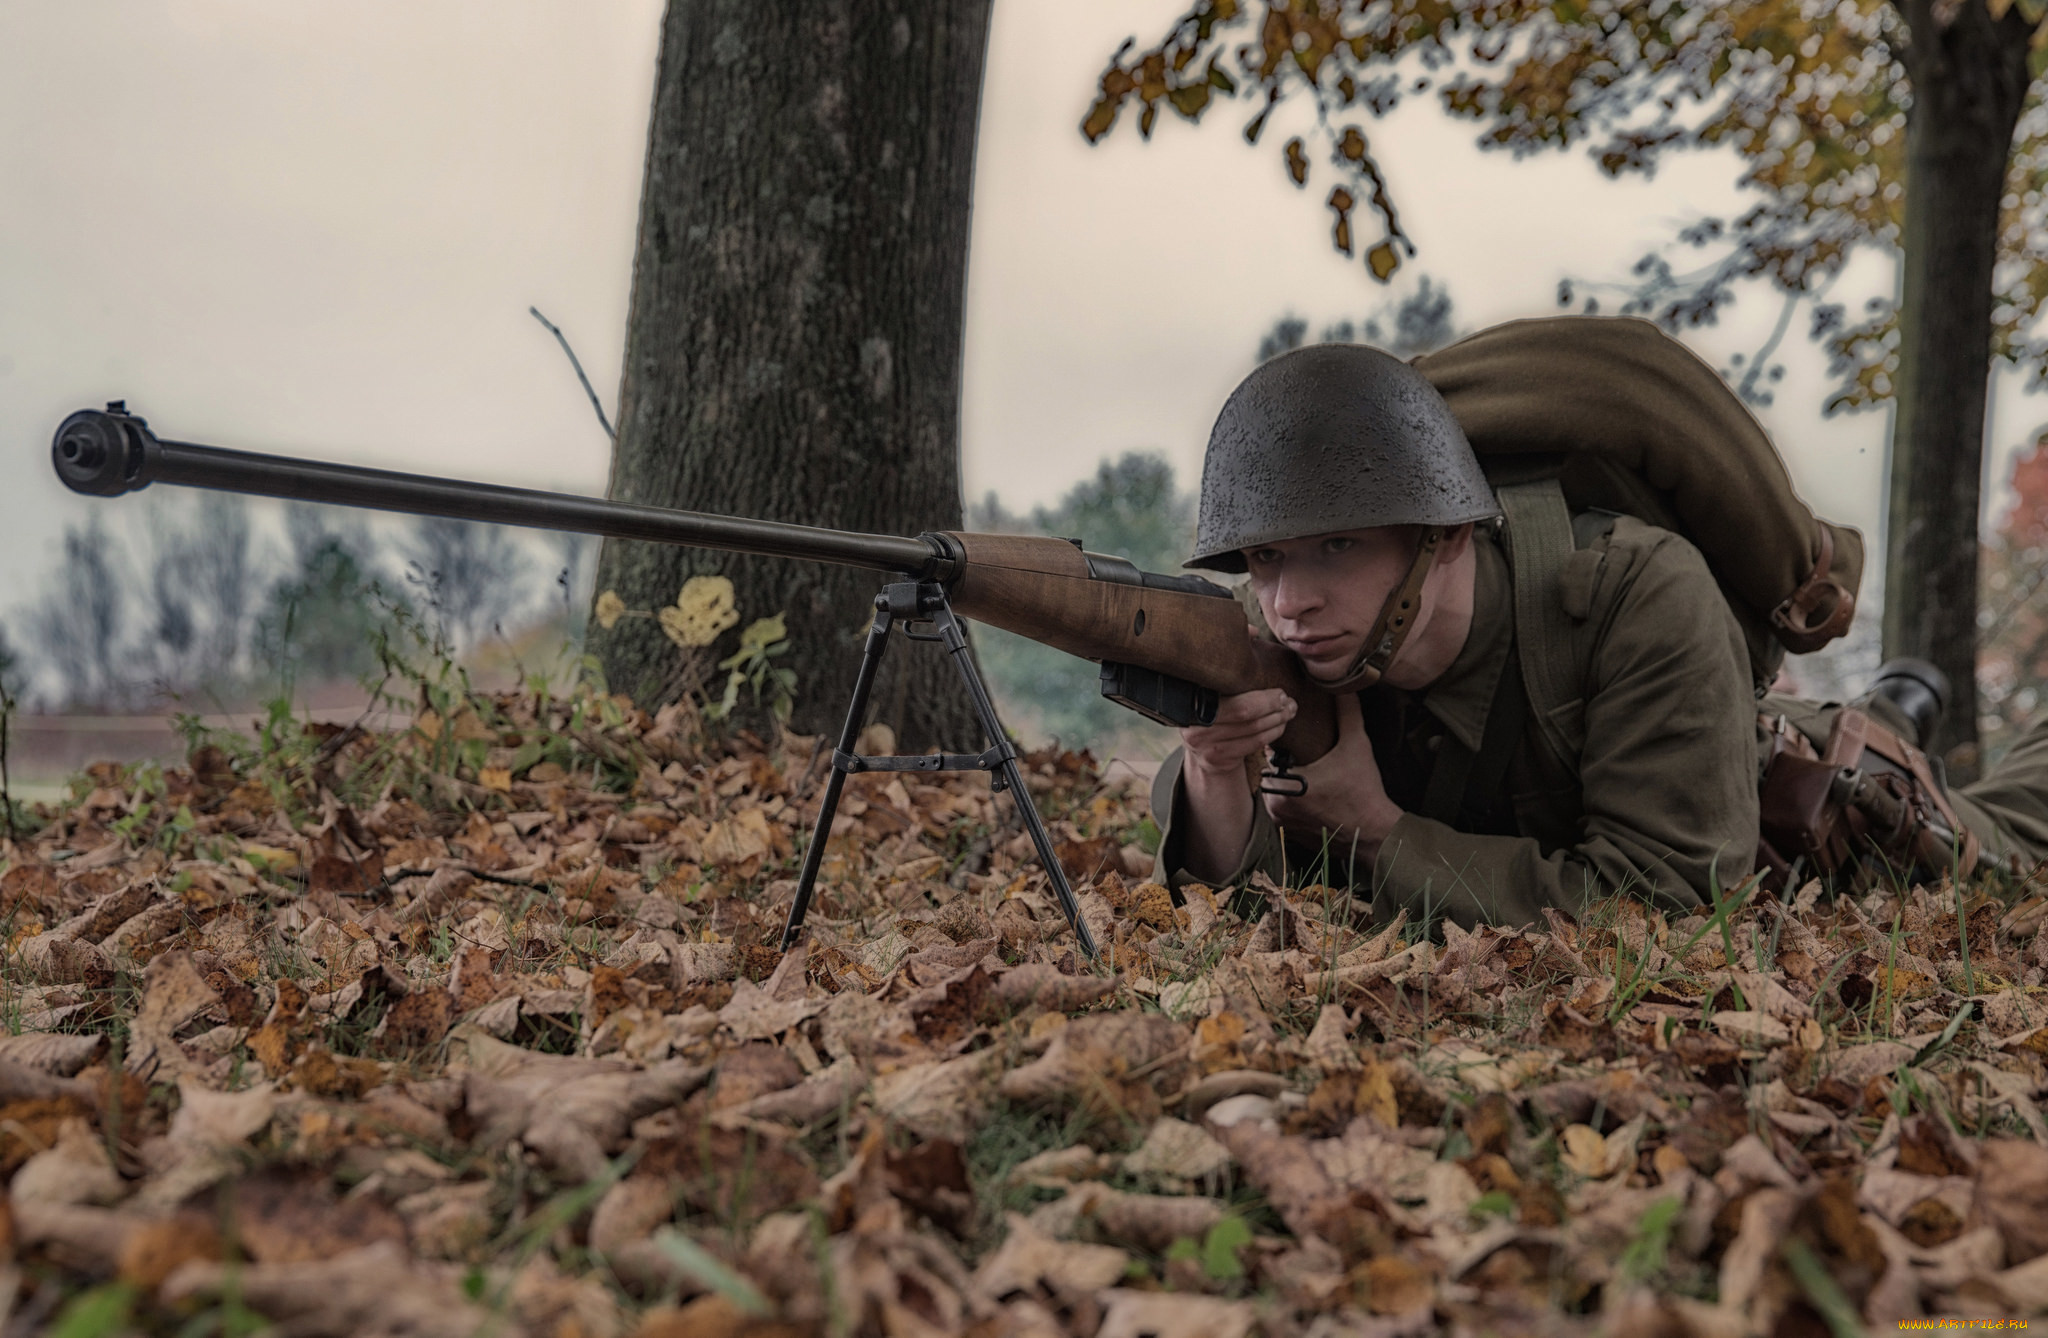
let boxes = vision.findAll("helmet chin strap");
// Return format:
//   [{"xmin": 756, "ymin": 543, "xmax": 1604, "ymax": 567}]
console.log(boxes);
[{"xmin": 1311, "ymin": 527, "xmax": 1444, "ymax": 694}]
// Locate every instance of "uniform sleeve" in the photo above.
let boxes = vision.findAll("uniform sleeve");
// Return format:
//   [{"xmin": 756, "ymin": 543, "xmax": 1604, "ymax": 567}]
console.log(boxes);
[
  {"xmin": 1150, "ymin": 747, "xmax": 1289, "ymax": 889},
  {"xmin": 1370, "ymin": 533, "xmax": 1757, "ymax": 927}
]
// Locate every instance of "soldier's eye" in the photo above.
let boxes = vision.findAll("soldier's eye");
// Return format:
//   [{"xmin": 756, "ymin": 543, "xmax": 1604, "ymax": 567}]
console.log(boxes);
[
  {"xmin": 1323, "ymin": 537, "xmax": 1355, "ymax": 555},
  {"xmin": 1248, "ymin": 548, "xmax": 1281, "ymax": 566}
]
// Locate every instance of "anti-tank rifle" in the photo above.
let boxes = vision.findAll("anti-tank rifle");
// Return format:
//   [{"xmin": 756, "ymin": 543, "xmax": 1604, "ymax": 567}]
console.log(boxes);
[{"xmin": 51, "ymin": 404, "xmax": 1342, "ymax": 960}]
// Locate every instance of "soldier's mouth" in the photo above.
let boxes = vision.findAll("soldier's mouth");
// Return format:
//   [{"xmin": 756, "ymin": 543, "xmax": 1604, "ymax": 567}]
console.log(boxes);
[{"xmin": 1284, "ymin": 633, "xmax": 1348, "ymax": 657}]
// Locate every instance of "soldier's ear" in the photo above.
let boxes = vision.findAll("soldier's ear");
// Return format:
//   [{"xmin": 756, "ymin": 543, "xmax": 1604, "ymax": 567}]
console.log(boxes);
[{"xmin": 1439, "ymin": 522, "xmax": 1477, "ymax": 562}]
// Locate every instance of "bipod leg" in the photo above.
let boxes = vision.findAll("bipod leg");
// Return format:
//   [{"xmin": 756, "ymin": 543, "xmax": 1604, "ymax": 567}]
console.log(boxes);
[
  {"xmin": 926, "ymin": 598, "xmax": 1101, "ymax": 963},
  {"xmin": 779, "ymin": 591, "xmax": 897, "ymax": 951}
]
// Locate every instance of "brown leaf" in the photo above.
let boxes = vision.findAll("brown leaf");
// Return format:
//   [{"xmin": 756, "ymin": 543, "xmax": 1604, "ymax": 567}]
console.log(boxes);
[
  {"xmin": 1054, "ymin": 835, "xmax": 1124, "ymax": 883},
  {"xmin": 1304, "ymin": 1002, "xmax": 1359, "ymax": 1073},
  {"xmin": 632, "ymin": 1294, "xmax": 809, "ymax": 1338},
  {"xmin": 992, "ymin": 898, "xmax": 1042, "ymax": 950},
  {"xmin": 378, "ymin": 988, "xmax": 455, "ymax": 1049},
  {"xmin": 308, "ymin": 827, "xmax": 383, "ymax": 895},
  {"xmin": 1209, "ymin": 1117, "xmax": 1356, "ymax": 1247},
  {"xmin": 974, "ymin": 1212, "xmax": 1129, "ymax": 1304},
  {"xmin": 986, "ymin": 963, "xmax": 1117, "ymax": 1016},
  {"xmin": 1030, "ymin": 1182, "xmax": 1227, "ymax": 1253},
  {"xmin": 1973, "ymin": 1138, "xmax": 2048, "ymax": 1264},
  {"xmin": 16, "ymin": 932, "xmax": 112, "ymax": 986},
  {"xmin": 590, "ymin": 1174, "xmax": 678, "ymax": 1255},
  {"xmin": 395, "ymin": 1182, "xmax": 494, "ymax": 1261},
  {"xmin": 397, "ymin": 865, "xmax": 476, "ymax": 925},
  {"xmin": 1283, "ymin": 136, "xmax": 1309, "ymax": 186},
  {"xmin": 292, "ymin": 1045, "xmax": 385, "ymax": 1099},
  {"xmin": 709, "ymin": 1043, "xmax": 803, "ymax": 1111},
  {"xmin": 1355, "ymin": 1254, "xmax": 1434, "ymax": 1316},
  {"xmin": 714, "ymin": 1054, "xmax": 866, "ymax": 1129},
  {"xmin": 1535, "ymin": 999, "xmax": 1615, "ymax": 1061},
  {"xmin": 906, "ymin": 961, "xmax": 994, "ymax": 1043},
  {"xmin": 874, "ymin": 1050, "xmax": 1000, "ymax": 1144},
  {"xmin": 160, "ymin": 1238, "xmax": 497, "ymax": 1338},
  {"xmin": 1120, "ymin": 1117, "xmax": 1231, "ymax": 1185},
  {"xmin": 0, "ymin": 862, "xmax": 59, "ymax": 917},
  {"xmin": 0, "ymin": 1031, "xmax": 105, "ymax": 1076},
  {"xmin": 717, "ymin": 949, "xmax": 825, "ymax": 1042},
  {"xmin": 228, "ymin": 1167, "xmax": 409, "ymax": 1263},
  {"xmin": 169, "ymin": 1075, "xmax": 276, "ymax": 1148},
  {"xmin": 454, "ymin": 1028, "xmax": 712, "ymax": 1183},
  {"xmin": 702, "ymin": 807, "xmax": 773, "ymax": 868},
  {"xmin": 1669, "ymin": 1026, "xmax": 1744, "ymax": 1084},
  {"xmin": 0, "ymin": 1093, "xmax": 94, "ymax": 1177},
  {"xmin": 121, "ymin": 1215, "xmax": 224, "ymax": 1292},
  {"xmin": 1898, "ymin": 1195, "xmax": 1966, "ymax": 1248},
  {"xmin": 128, "ymin": 950, "xmax": 221, "ymax": 1080},
  {"xmin": 1896, "ymin": 1112, "xmax": 1975, "ymax": 1177},
  {"xmin": 999, "ymin": 1012, "xmax": 1190, "ymax": 1120},
  {"xmin": 884, "ymin": 1138, "xmax": 974, "ymax": 1236},
  {"xmin": 10, "ymin": 1116, "xmax": 123, "ymax": 1207}
]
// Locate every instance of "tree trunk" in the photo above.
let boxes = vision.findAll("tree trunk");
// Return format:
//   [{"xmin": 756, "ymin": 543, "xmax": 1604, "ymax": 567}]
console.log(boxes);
[
  {"xmin": 1886, "ymin": 0, "xmax": 2032, "ymax": 779},
  {"xmin": 588, "ymin": 0, "xmax": 992, "ymax": 750}
]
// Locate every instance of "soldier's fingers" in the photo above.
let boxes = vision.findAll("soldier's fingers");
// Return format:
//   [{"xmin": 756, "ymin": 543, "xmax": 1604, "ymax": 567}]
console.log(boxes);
[
  {"xmin": 1210, "ymin": 689, "xmax": 1296, "ymax": 724},
  {"xmin": 1186, "ymin": 706, "xmax": 1293, "ymax": 752},
  {"xmin": 1183, "ymin": 726, "xmax": 1293, "ymax": 775}
]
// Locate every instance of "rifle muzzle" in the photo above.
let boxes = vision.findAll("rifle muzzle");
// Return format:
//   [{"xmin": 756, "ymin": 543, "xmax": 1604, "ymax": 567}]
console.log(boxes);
[{"xmin": 54, "ymin": 405, "xmax": 157, "ymax": 497}]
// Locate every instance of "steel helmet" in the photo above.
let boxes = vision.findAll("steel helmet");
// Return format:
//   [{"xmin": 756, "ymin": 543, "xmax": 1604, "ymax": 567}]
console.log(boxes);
[{"xmin": 1187, "ymin": 342, "xmax": 1500, "ymax": 573}]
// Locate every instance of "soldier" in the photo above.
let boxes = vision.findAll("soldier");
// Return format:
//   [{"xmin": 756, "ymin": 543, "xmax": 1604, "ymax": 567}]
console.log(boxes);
[{"xmin": 1151, "ymin": 339, "xmax": 2045, "ymax": 928}]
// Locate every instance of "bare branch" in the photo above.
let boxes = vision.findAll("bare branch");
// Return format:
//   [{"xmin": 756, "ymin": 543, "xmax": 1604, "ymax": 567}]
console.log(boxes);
[{"xmin": 529, "ymin": 306, "xmax": 617, "ymax": 442}]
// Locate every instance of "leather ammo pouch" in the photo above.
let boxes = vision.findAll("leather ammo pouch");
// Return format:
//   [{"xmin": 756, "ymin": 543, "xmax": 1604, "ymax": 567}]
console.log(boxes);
[{"xmin": 1756, "ymin": 705, "xmax": 1980, "ymax": 885}]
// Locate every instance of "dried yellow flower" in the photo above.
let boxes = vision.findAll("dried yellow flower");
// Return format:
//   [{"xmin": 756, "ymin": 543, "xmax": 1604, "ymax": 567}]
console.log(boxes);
[
  {"xmin": 659, "ymin": 575, "xmax": 741, "ymax": 648},
  {"xmin": 594, "ymin": 589, "xmax": 627, "ymax": 630},
  {"xmin": 735, "ymin": 613, "xmax": 787, "ymax": 656}
]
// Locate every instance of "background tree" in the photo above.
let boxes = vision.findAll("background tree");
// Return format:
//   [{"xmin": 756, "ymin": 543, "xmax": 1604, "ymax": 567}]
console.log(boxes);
[
  {"xmin": 1260, "ymin": 276, "xmax": 1462, "ymax": 362},
  {"xmin": 971, "ymin": 452, "xmax": 1197, "ymax": 752},
  {"xmin": 404, "ymin": 516, "xmax": 536, "ymax": 655},
  {"xmin": 1085, "ymin": 0, "xmax": 2048, "ymax": 771},
  {"xmin": 586, "ymin": 1, "xmax": 994, "ymax": 750},
  {"xmin": 31, "ymin": 517, "xmax": 128, "ymax": 711},
  {"xmin": 135, "ymin": 494, "xmax": 258, "ymax": 696},
  {"xmin": 254, "ymin": 515, "xmax": 393, "ymax": 689},
  {"xmin": 0, "ymin": 623, "xmax": 22, "ymax": 705},
  {"xmin": 1981, "ymin": 438, "xmax": 2048, "ymax": 747}
]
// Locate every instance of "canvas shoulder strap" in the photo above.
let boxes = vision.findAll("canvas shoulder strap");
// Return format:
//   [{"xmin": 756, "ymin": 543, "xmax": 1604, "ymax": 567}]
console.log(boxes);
[{"xmin": 1498, "ymin": 478, "xmax": 1586, "ymax": 771}]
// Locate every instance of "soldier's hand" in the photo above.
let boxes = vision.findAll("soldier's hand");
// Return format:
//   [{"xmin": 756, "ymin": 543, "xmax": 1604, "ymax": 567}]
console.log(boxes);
[
  {"xmin": 1264, "ymin": 694, "xmax": 1402, "ymax": 857},
  {"xmin": 1177, "ymin": 688, "xmax": 1295, "ymax": 883},
  {"xmin": 1181, "ymin": 688, "xmax": 1297, "ymax": 780}
]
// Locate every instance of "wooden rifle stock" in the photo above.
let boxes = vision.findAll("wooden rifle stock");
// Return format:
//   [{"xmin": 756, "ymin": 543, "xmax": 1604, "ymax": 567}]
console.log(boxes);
[{"xmin": 941, "ymin": 533, "xmax": 1341, "ymax": 764}]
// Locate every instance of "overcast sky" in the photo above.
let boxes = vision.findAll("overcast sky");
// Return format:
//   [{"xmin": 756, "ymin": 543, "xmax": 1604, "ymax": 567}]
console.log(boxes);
[{"xmin": 3, "ymin": 1, "xmax": 2040, "ymax": 632}]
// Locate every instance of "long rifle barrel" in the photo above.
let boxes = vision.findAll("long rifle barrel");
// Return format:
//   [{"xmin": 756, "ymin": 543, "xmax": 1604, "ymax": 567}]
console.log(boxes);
[
  {"xmin": 53, "ymin": 403, "xmax": 1344, "ymax": 763},
  {"xmin": 51, "ymin": 405, "xmax": 945, "ymax": 578}
]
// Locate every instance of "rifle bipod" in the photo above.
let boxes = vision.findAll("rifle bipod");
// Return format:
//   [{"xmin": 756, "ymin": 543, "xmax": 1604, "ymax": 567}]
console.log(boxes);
[{"xmin": 777, "ymin": 580, "xmax": 1101, "ymax": 961}]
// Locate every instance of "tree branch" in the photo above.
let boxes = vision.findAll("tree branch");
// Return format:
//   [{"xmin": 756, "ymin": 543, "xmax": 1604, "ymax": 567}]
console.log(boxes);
[{"xmin": 528, "ymin": 307, "xmax": 616, "ymax": 442}]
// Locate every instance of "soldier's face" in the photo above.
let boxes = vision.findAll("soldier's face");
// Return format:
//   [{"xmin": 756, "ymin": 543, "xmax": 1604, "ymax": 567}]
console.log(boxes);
[{"xmin": 1243, "ymin": 526, "xmax": 1419, "ymax": 681}]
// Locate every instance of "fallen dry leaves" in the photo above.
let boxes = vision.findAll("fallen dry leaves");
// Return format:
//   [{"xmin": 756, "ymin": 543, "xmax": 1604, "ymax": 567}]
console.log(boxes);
[{"xmin": 3, "ymin": 682, "xmax": 2048, "ymax": 1335}]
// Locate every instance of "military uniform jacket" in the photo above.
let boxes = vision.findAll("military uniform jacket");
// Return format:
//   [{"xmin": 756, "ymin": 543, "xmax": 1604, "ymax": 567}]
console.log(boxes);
[{"xmin": 1151, "ymin": 517, "xmax": 1761, "ymax": 929}]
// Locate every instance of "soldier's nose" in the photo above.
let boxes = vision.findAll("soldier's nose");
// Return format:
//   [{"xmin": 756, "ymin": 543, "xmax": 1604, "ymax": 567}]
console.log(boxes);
[{"xmin": 1270, "ymin": 575, "xmax": 1321, "ymax": 620}]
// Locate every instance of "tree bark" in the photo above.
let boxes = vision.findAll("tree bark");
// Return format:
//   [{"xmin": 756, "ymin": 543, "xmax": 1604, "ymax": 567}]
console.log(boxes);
[
  {"xmin": 588, "ymin": 1, "xmax": 992, "ymax": 750},
  {"xmin": 1886, "ymin": 0, "xmax": 2032, "ymax": 778}
]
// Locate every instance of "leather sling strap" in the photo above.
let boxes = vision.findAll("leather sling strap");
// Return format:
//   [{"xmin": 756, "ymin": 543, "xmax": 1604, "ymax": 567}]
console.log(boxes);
[
  {"xmin": 1318, "ymin": 526, "xmax": 1445, "ymax": 694},
  {"xmin": 1419, "ymin": 648, "xmax": 1530, "ymax": 827},
  {"xmin": 1497, "ymin": 479, "xmax": 1582, "ymax": 772}
]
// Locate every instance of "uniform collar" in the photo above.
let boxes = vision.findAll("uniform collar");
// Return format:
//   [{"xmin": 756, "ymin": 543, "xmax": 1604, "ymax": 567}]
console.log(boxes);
[{"xmin": 1417, "ymin": 525, "xmax": 1511, "ymax": 754}]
